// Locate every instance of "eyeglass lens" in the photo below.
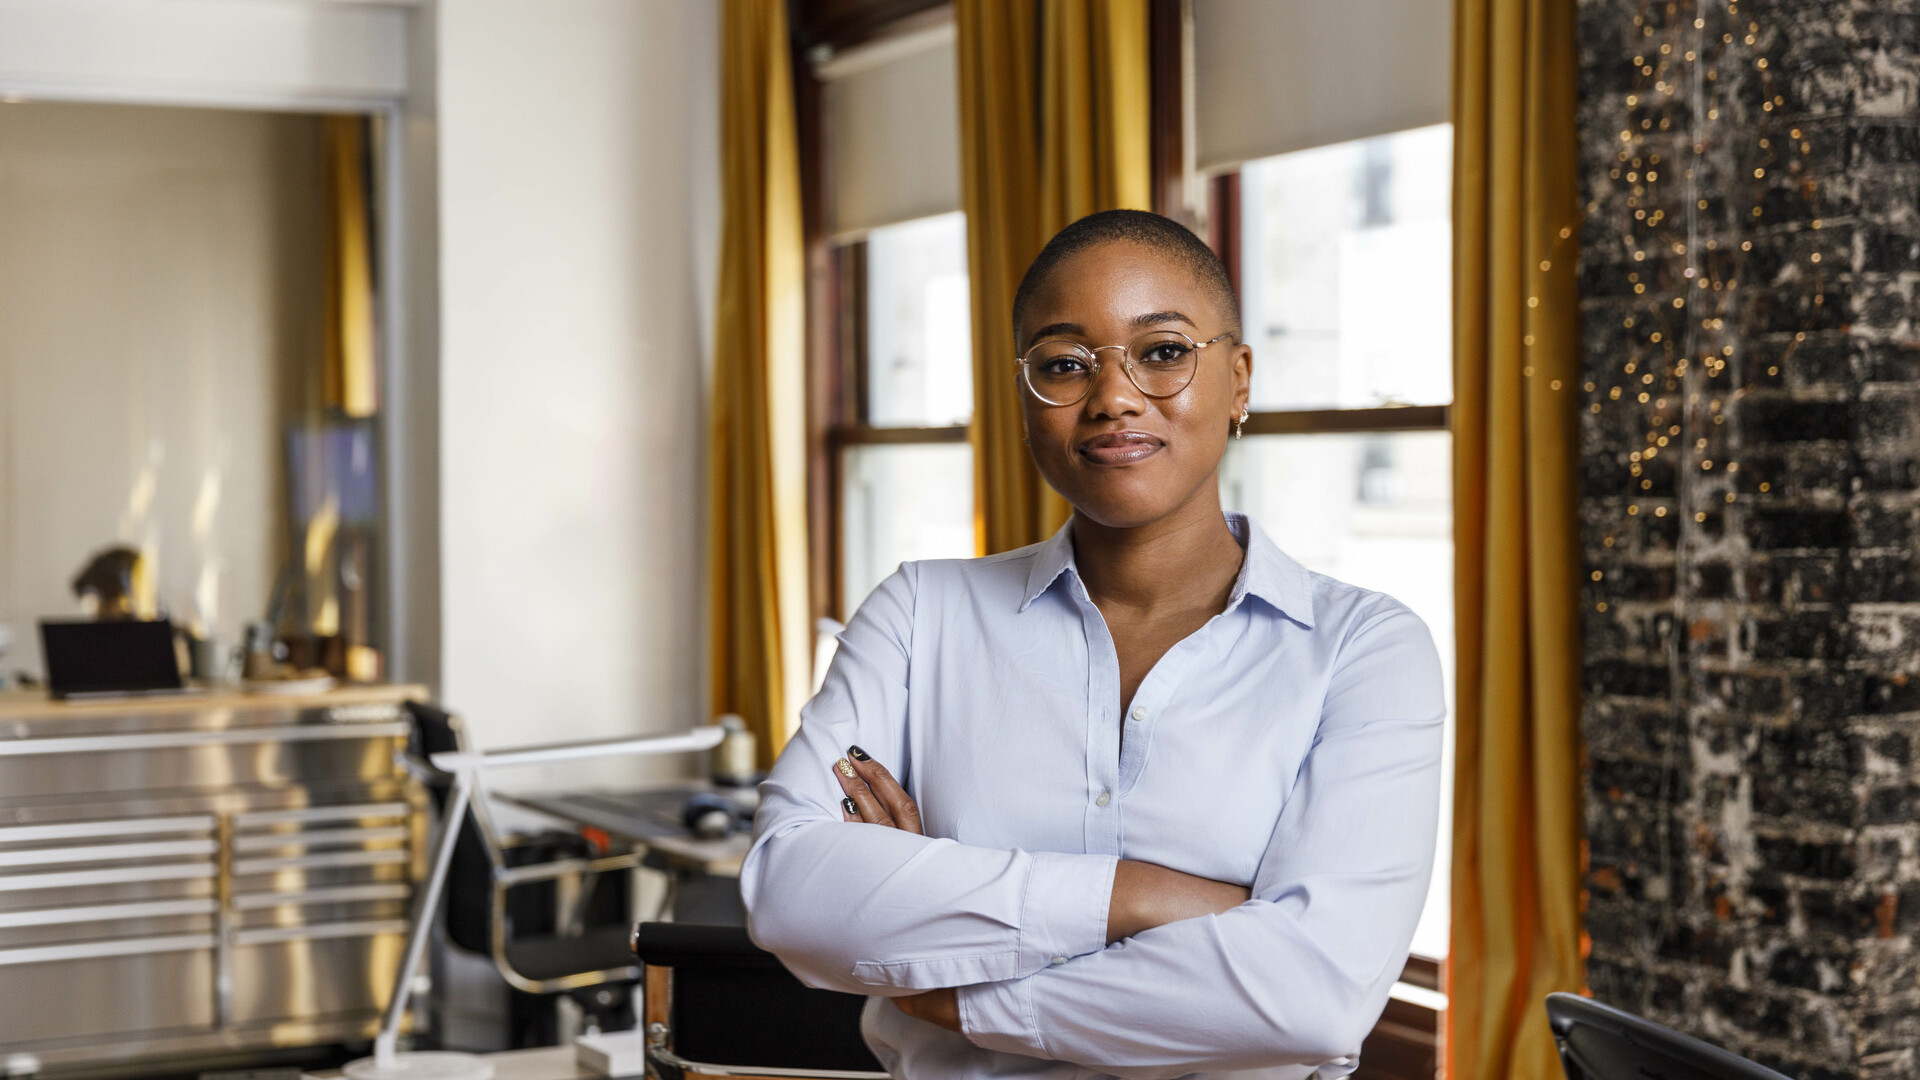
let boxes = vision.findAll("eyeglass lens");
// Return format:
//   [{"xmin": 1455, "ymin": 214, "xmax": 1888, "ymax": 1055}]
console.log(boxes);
[{"xmin": 1022, "ymin": 331, "xmax": 1202, "ymax": 405}]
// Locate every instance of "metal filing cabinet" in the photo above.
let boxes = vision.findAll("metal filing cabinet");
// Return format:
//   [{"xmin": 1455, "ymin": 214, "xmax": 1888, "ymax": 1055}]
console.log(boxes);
[{"xmin": 0, "ymin": 686, "xmax": 428, "ymax": 1076}]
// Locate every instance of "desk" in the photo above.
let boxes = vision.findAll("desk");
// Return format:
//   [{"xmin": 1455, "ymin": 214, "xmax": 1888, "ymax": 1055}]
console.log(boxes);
[
  {"xmin": 501, "ymin": 782, "xmax": 756, "ymax": 877},
  {"xmin": 309, "ymin": 1045, "xmax": 595, "ymax": 1080}
]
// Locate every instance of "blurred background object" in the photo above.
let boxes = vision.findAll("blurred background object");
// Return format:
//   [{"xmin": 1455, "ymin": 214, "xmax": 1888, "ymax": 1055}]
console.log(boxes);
[
  {"xmin": 69, "ymin": 545, "xmax": 148, "ymax": 620},
  {"xmin": 0, "ymin": 99, "xmax": 387, "ymax": 689}
]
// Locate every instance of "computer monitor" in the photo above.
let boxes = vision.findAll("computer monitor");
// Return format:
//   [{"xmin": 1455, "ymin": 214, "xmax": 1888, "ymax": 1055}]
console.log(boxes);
[{"xmin": 39, "ymin": 619, "xmax": 186, "ymax": 698}]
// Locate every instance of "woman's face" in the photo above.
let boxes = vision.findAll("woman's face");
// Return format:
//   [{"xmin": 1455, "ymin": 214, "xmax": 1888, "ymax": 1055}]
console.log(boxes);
[{"xmin": 1018, "ymin": 240, "xmax": 1252, "ymax": 530}]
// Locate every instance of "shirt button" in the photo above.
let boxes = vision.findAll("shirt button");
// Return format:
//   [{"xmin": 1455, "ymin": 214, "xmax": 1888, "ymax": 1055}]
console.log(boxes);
[
  {"xmin": 1130, "ymin": 705, "xmax": 1148, "ymax": 721},
  {"xmin": 1095, "ymin": 791, "xmax": 1111, "ymax": 807},
  {"xmin": 1051, "ymin": 956, "xmax": 1067, "ymax": 966}
]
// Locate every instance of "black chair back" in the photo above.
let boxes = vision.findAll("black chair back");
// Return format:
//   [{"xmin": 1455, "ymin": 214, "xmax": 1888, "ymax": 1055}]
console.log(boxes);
[
  {"xmin": 401, "ymin": 701, "xmax": 636, "ymax": 1044},
  {"xmin": 1546, "ymin": 993, "xmax": 1795, "ymax": 1080},
  {"xmin": 634, "ymin": 922, "xmax": 882, "ymax": 1073},
  {"xmin": 404, "ymin": 700, "xmax": 499, "ymax": 954}
]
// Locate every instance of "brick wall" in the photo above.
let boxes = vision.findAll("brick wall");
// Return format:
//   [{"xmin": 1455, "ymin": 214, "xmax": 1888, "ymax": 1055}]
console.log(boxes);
[{"xmin": 1576, "ymin": 0, "xmax": 1920, "ymax": 1075}]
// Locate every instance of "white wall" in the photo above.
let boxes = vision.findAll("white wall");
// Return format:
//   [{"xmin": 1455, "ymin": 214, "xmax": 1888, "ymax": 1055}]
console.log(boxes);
[
  {"xmin": 436, "ymin": 0, "xmax": 720, "ymax": 781},
  {"xmin": 0, "ymin": 0, "xmax": 408, "ymax": 111},
  {"xmin": 0, "ymin": 0, "xmax": 443, "ymax": 691},
  {"xmin": 0, "ymin": 102, "xmax": 326, "ymax": 677}
]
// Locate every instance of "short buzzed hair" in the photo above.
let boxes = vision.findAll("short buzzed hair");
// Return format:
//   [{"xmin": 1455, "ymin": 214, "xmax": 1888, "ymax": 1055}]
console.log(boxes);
[{"xmin": 1011, "ymin": 209, "xmax": 1241, "ymax": 346}]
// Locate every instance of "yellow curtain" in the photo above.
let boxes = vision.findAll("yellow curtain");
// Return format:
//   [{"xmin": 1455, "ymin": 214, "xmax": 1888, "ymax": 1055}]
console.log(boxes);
[
  {"xmin": 1448, "ymin": 0, "xmax": 1585, "ymax": 1076},
  {"xmin": 323, "ymin": 115, "xmax": 377, "ymax": 418},
  {"xmin": 710, "ymin": 0, "xmax": 811, "ymax": 766},
  {"xmin": 956, "ymin": 0, "xmax": 1151, "ymax": 555}
]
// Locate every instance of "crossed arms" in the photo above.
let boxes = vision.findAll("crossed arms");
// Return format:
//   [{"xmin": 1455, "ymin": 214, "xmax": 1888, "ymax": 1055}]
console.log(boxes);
[{"xmin": 739, "ymin": 565, "xmax": 1445, "ymax": 1078}]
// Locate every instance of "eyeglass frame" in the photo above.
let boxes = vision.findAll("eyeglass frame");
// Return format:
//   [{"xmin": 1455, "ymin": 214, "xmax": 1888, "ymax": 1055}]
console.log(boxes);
[{"xmin": 1012, "ymin": 330, "xmax": 1237, "ymax": 406}]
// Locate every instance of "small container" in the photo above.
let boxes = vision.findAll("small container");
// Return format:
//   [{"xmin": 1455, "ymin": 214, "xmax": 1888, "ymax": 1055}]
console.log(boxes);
[{"xmin": 712, "ymin": 714, "xmax": 758, "ymax": 788}]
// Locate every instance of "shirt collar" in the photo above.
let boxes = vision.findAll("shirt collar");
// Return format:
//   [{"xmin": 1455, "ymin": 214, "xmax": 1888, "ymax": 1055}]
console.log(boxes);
[{"xmin": 1018, "ymin": 512, "xmax": 1316, "ymax": 628}]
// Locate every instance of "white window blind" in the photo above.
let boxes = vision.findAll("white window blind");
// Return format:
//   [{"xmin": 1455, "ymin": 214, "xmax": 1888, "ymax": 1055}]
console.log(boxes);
[
  {"xmin": 1193, "ymin": 0, "xmax": 1449, "ymax": 173},
  {"xmin": 817, "ymin": 17, "xmax": 961, "ymax": 239}
]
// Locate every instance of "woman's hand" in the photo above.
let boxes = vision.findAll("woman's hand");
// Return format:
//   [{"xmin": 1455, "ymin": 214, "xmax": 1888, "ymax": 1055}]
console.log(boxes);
[
  {"xmin": 833, "ymin": 746, "xmax": 922, "ymax": 835},
  {"xmin": 829, "ymin": 750, "xmax": 952, "ymax": 1028},
  {"xmin": 894, "ymin": 988, "xmax": 960, "ymax": 1031}
]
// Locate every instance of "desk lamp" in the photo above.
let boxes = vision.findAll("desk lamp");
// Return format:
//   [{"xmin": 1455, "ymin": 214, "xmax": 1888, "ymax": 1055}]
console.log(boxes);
[{"xmin": 343, "ymin": 725, "xmax": 727, "ymax": 1080}]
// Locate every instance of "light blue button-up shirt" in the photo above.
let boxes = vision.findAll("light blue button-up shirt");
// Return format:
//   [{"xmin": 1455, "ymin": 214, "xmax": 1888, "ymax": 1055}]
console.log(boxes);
[{"xmin": 742, "ymin": 513, "xmax": 1444, "ymax": 1080}]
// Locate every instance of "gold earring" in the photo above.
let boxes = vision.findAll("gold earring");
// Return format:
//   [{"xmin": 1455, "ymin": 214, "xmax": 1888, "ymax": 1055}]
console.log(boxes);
[{"xmin": 1233, "ymin": 408, "xmax": 1248, "ymax": 440}]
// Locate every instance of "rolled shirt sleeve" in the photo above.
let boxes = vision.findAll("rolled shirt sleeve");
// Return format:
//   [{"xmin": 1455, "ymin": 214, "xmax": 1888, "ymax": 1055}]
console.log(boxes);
[
  {"xmin": 955, "ymin": 605, "xmax": 1446, "ymax": 1076},
  {"xmin": 741, "ymin": 563, "xmax": 1119, "ymax": 996}
]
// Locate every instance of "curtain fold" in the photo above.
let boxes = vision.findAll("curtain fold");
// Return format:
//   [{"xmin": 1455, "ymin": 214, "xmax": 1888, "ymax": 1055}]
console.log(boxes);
[
  {"xmin": 1448, "ymin": 0, "xmax": 1586, "ymax": 1076},
  {"xmin": 711, "ymin": 0, "xmax": 811, "ymax": 766},
  {"xmin": 956, "ymin": 0, "xmax": 1151, "ymax": 555},
  {"xmin": 323, "ymin": 114, "xmax": 377, "ymax": 418}
]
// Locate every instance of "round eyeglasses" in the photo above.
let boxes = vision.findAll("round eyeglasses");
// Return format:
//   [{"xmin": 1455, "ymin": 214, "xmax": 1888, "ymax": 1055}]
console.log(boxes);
[{"xmin": 1015, "ymin": 330, "xmax": 1234, "ymax": 407}]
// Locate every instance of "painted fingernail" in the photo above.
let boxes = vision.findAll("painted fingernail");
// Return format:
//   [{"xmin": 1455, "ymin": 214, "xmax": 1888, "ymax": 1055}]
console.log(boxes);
[
  {"xmin": 842, "ymin": 797, "xmax": 859, "ymax": 816},
  {"xmin": 835, "ymin": 758, "xmax": 856, "ymax": 778},
  {"xmin": 848, "ymin": 745, "xmax": 871, "ymax": 762}
]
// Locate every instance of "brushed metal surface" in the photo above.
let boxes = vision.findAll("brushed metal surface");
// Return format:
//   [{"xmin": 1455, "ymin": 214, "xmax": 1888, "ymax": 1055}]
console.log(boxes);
[
  {"xmin": 0, "ymin": 721, "xmax": 410, "ymax": 757},
  {"xmin": 0, "ymin": 688, "xmax": 427, "ymax": 1075},
  {"xmin": 0, "ymin": 838, "xmax": 220, "ymax": 867},
  {"xmin": 234, "ymin": 801, "xmax": 411, "ymax": 826},
  {"xmin": 0, "ymin": 738, "xmax": 404, "ymax": 801},
  {"xmin": 9, "ymin": 1016, "xmax": 387, "ymax": 1074},
  {"xmin": 0, "ymin": 897, "xmax": 218, "ymax": 929},
  {"xmin": 230, "ymin": 859, "xmax": 410, "ymax": 898},
  {"xmin": 0, "ymin": 949, "xmax": 216, "ymax": 1045},
  {"xmin": 229, "ymin": 882, "xmax": 409, "ymax": 910},
  {"xmin": 0, "ymin": 873, "xmax": 215, "ymax": 914},
  {"xmin": 0, "ymin": 862, "xmax": 218, "ymax": 893},
  {"xmin": 232, "ymin": 848, "xmax": 409, "ymax": 875},
  {"xmin": 231, "ymin": 896, "xmax": 408, "ymax": 931},
  {"xmin": 230, "ymin": 825, "xmax": 410, "ymax": 852},
  {"xmin": 0, "ymin": 910, "xmax": 215, "ymax": 947},
  {"xmin": 0, "ymin": 932, "xmax": 217, "ymax": 967},
  {"xmin": 0, "ymin": 816, "xmax": 216, "ymax": 843},
  {"xmin": 228, "ymin": 931, "xmax": 404, "ymax": 1026}
]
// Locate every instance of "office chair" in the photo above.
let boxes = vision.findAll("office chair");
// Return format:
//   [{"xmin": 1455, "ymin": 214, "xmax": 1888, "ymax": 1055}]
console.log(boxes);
[
  {"xmin": 406, "ymin": 702, "xmax": 649, "ymax": 1039},
  {"xmin": 633, "ymin": 921, "xmax": 887, "ymax": 1080},
  {"xmin": 1546, "ymin": 992, "xmax": 1795, "ymax": 1080}
]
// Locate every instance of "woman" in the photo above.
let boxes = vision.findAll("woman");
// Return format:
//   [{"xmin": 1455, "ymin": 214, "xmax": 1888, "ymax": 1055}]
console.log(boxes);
[{"xmin": 741, "ymin": 209, "xmax": 1444, "ymax": 1080}]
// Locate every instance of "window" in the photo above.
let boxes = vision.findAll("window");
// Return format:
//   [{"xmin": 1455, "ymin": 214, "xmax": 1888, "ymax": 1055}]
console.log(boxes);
[
  {"xmin": 1217, "ymin": 124, "xmax": 1456, "ymax": 964},
  {"xmin": 827, "ymin": 212, "xmax": 977, "ymax": 619},
  {"xmin": 1238, "ymin": 125, "xmax": 1453, "ymax": 413}
]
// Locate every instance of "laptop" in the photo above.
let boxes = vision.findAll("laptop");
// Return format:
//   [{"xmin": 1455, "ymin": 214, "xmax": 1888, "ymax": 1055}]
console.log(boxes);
[{"xmin": 39, "ymin": 618, "xmax": 192, "ymax": 699}]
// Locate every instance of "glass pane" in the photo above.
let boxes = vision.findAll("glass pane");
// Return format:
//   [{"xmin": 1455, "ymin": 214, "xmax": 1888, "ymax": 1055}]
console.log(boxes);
[
  {"xmin": 865, "ymin": 212, "xmax": 974, "ymax": 427},
  {"xmin": 840, "ymin": 442, "xmax": 975, "ymax": 616},
  {"xmin": 1221, "ymin": 430, "xmax": 1455, "ymax": 958},
  {"xmin": 1239, "ymin": 125, "xmax": 1452, "ymax": 411}
]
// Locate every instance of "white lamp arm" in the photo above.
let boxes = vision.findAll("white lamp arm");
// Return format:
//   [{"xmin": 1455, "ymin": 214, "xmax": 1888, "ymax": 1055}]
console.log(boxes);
[{"xmin": 428, "ymin": 725, "xmax": 725, "ymax": 774}]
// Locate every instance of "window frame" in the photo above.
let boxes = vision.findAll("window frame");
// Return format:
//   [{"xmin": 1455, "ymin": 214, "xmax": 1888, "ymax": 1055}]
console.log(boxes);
[
  {"xmin": 796, "ymin": 1, "xmax": 973, "ymax": 625},
  {"xmin": 813, "ymin": 235, "xmax": 975, "ymax": 624}
]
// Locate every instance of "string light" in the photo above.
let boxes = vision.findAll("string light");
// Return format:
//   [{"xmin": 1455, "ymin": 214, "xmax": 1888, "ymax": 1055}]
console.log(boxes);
[{"xmin": 1587, "ymin": 0, "xmax": 1826, "ymax": 591}]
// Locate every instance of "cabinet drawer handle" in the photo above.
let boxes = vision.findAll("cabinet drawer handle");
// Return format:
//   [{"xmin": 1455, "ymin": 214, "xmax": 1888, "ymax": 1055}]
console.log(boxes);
[
  {"xmin": 0, "ymin": 722, "xmax": 408, "ymax": 756},
  {"xmin": 0, "ymin": 932, "xmax": 215, "ymax": 967}
]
